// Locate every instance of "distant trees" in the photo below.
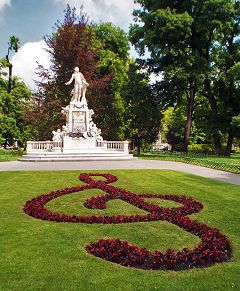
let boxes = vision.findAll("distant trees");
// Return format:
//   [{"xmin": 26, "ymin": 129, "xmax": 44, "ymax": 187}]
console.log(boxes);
[{"xmin": 160, "ymin": 107, "xmax": 185, "ymax": 152}]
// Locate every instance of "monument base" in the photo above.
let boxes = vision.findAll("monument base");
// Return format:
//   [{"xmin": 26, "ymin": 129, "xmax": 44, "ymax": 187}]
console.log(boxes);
[
  {"xmin": 63, "ymin": 136, "xmax": 97, "ymax": 152},
  {"xmin": 20, "ymin": 152, "xmax": 135, "ymax": 162},
  {"xmin": 21, "ymin": 139, "xmax": 134, "ymax": 161}
]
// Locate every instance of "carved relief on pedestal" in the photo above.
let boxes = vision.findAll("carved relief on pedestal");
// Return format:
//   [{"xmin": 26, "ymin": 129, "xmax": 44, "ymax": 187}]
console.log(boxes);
[{"xmin": 72, "ymin": 111, "xmax": 86, "ymax": 132}]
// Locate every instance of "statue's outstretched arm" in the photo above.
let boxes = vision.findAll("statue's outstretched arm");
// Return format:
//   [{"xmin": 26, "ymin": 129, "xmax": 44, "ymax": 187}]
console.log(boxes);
[{"xmin": 65, "ymin": 74, "xmax": 74, "ymax": 85}]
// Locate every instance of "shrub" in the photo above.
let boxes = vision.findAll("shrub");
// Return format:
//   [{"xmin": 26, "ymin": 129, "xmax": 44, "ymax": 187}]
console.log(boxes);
[{"xmin": 188, "ymin": 144, "xmax": 215, "ymax": 154}]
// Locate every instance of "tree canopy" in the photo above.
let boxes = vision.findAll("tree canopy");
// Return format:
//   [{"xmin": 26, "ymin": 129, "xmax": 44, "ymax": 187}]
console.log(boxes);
[
  {"xmin": 0, "ymin": 36, "xmax": 32, "ymax": 148},
  {"xmin": 130, "ymin": 0, "xmax": 240, "ymax": 155},
  {"xmin": 0, "ymin": 58, "xmax": 31, "ymax": 148},
  {"xmin": 123, "ymin": 62, "xmax": 161, "ymax": 152}
]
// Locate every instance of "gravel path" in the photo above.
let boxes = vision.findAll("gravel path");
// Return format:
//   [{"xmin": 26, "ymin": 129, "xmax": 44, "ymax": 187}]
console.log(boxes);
[{"xmin": 0, "ymin": 159, "xmax": 239, "ymax": 186}]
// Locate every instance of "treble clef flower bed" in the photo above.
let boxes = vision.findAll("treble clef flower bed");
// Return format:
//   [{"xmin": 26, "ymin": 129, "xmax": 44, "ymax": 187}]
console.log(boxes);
[{"xmin": 23, "ymin": 173, "xmax": 232, "ymax": 271}]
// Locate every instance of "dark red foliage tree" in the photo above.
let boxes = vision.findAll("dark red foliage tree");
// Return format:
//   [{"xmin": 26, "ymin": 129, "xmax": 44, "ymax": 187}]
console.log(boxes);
[{"xmin": 25, "ymin": 6, "xmax": 110, "ymax": 140}]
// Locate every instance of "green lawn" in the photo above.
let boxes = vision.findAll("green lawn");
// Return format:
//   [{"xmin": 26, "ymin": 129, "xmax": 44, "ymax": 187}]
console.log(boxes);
[
  {"xmin": 139, "ymin": 152, "xmax": 240, "ymax": 174},
  {"xmin": 0, "ymin": 149, "xmax": 22, "ymax": 162},
  {"xmin": 0, "ymin": 170, "xmax": 239, "ymax": 290}
]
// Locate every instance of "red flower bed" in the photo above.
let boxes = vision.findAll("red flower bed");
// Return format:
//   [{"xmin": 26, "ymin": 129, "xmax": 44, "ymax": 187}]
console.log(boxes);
[{"xmin": 23, "ymin": 173, "xmax": 232, "ymax": 270}]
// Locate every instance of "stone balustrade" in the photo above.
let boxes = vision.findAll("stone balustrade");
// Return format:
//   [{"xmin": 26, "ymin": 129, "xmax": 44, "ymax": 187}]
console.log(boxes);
[
  {"xmin": 27, "ymin": 140, "xmax": 129, "ymax": 153},
  {"xmin": 102, "ymin": 141, "xmax": 129, "ymax": 153},
  {"xmin": 27, "ymin": 141, "xmax": 53, "ymax": 152}
]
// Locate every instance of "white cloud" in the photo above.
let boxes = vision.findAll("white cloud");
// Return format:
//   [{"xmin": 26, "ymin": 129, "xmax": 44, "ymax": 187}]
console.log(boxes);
[
  {"xmin": 12, "ymin": 40, "xmax": 51, "ymax": 91},
  {"xmin": 0, "ymin": 0, "xmax": 11, "ymax": 21},
  {"xmin": 0, "ymin": 0, "xmax": 10, "ymax": 12},
  {"xmin": 54, "ymin": 0, "xmax": 136, "ymax": 29},
  {"xmin": 10, "ymin": 1, "xmax": 139, "ymax": 91}
]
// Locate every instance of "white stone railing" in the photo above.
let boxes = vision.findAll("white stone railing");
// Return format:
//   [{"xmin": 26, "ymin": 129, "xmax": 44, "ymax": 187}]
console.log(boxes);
[
  {"xmin": 27, "ymin": 141, "xmax": 63, "ymax": 153},
  {"xmin": 27, "ymin": 140, "xmax": 129, "ymax": 153},
  {"xmin": 27, "ymin": 141, "xmax": 53, "ymax": 152},
  {"xmin": 52, "ymin": 141, "xmax": 63, "ymax": 148},
  {"xmin": 99, "ymin": 141, "xmax": 129, "ymax": 153}
]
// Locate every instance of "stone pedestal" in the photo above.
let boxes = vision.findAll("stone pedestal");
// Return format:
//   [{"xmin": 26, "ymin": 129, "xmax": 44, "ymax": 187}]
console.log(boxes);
[
  {"xmin": 63, "ymin": 136, "xmax": 96, "ymax": 152},
  {"xmin": 60, "ymin": 101, "xmax": 103, "ymax": 151},
  {"xmin": 62, "ymin": 102, "xmax": 91, "ymax": 134}
]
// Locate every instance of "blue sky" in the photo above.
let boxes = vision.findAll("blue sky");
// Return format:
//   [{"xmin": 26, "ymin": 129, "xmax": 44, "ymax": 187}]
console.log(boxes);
[
  {"xmin": 0, "ymin": 0, "xmax": 138, "ymax": 89},
  {"xmin": 0, "ymin": 0, "xmax": 64, "ymax": 56}
]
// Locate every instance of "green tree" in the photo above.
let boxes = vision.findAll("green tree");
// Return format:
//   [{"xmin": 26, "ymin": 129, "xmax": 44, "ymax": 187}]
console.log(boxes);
[
  {"xmin": 123, "ymin": 62, "xmax": 161, "ymax": 153},
  {"xmin": 5, "ymin": 35, "xmax": 20, "ymax": 93},
  {"xmin": 93, "ymin": 22, "xmax": 130, "ymax": 140},
  {"xmin": 1, "ymin": 37, "xmax": 32, "ymax": 149},
  {"xmin": 0, "ymin": 68, "xmax": 31, "ymax": 148},
  {"xmin": 161, "ymin": 107, "xmax": 185, "ymax": 152},
  {"xmin": 130, "ymin": 0, "xmax": 240, "ymax": 155},
  {"xmin": 204, "ymin": 4, "xmax": 240, "ymax": 155}
]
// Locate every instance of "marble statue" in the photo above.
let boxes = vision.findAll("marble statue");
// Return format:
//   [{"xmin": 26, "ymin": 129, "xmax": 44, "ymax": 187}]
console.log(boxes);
[
  {"xmin": 62, "ymin": 125, "xmax": 69, "ymax": 134},
  {"xmin": 52, "ymin": 129, "xmax": 63, "ymax": 143},
  {"xmin": 65, "ymin": 67, "xmax": 89, "ymax": 103},
  {"xmin": 89, "ymin": 122, "xmax": 103, "ymax": 141},
  {"xmin": 57, "ymin": 67, "xmax": 104, "ymax": 145}
]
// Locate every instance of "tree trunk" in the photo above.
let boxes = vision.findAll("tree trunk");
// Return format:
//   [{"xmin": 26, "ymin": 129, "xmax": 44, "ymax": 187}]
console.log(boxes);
[
  {"xmin": 205, "ymin": 79, "xmax": 223, "ymax": 156},
  {"xmin": 225, "ymin": 133, "xmax": 234, "ymax": 157},
  {"xmin": 4, "ymin": 139, "xmax": 8, "ymax": 149},
  {"xmin": 137, "ymin": 138, "xmax": 141, "ymax": 155},
  {"xmin": 8, "ymin": 63, "xmax": 13, "ymax": 93},
  {"xmin": 213, "ymin": 136, "xmax": 223, "ymax": 156},
  {"xmin": 135, "ymin": 136, "xmax": 141, "ymax": 155},
  {"xmin": 182, "ymin": 88, "xmax": 195, "ymax": 152}
]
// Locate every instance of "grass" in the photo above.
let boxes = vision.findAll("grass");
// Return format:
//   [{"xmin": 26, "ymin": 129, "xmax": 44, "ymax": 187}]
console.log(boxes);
[
  {"xmin": 0, "ymin": 148, "xmax": 22, "ymax": 162},
  {"xmin": 0, "ymin": 170, "xmax": 240, "ymax": 290},
  {"xmin": 138, "ymin": 152, "xmax": 240, "ymax": 174}
]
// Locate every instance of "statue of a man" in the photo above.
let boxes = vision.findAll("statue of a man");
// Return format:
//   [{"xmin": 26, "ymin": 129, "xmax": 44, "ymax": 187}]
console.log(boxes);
[
  {"xmin": 52, "ymin": 129, "xmax": 63, "ymax": 143},
  {"xmin": 65, "ymin": 67, "xmax": 89, "ymax": 103}
]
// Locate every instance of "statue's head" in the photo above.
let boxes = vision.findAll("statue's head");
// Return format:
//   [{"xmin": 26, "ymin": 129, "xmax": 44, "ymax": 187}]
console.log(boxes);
[{"xmin": 74, "ymin": 67, "xmax": 79, "ymax": 73}]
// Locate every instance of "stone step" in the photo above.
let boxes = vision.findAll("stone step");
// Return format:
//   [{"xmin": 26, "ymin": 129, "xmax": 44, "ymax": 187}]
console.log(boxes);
[{"xmin": 19, "ymin": 153, "xmax": 135, "ymax": 162}]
